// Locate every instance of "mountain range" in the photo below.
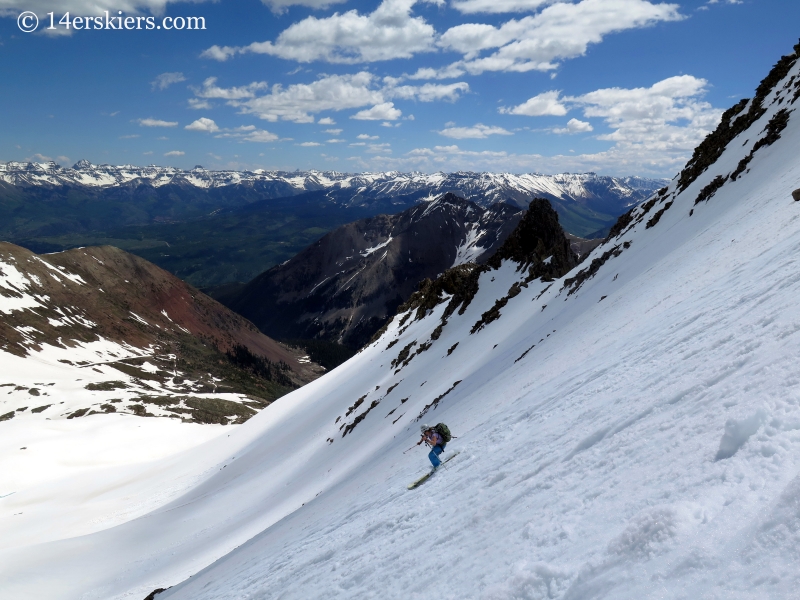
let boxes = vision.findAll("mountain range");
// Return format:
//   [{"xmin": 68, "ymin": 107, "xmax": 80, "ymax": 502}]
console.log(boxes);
[{"xmin": 1, "ymin": 163, "xmax": 665, "ymax": 270}]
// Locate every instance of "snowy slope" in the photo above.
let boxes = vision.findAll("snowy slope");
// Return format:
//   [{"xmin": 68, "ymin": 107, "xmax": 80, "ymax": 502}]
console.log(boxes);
[{"xmin": 4, "ymin": 47, "xmax": 800, "ymax": 600}]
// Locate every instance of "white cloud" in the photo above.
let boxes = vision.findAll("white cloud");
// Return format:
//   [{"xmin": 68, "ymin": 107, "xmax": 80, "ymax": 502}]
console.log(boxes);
[
  {"xmin": 213, "ymin": 125, "xmax": 280, "ymax": 142},
  {"xmin": 259, "ymin": 0, "xmax": 347, "ymax": 13},
  {"xmin": 350, "ymin": 75, "xmax": 721, "ymax": 175},
  {"xmin": 366, "ymin": 143, "xmax": 391, "ymax": 154},
  {"xmin": 499, "ymin": 90, "xmax": 567, "ymax": 116},
  {"xmin": 119, "ymin": 134, "xmax": 140, "ymax": 139},
  {"xmin": 24, "ymin": 152, "xmax": 52, "ymax": 163},
  {"xmin": 137, "ymin": 118, "xmax": 178, "ymax": 127},
  {"xmin": 188, "ymin": 98, "xmax": 213, "ymax": 110},
  {"xmin": 242, "ymin": 130, "xmax": 280, "ymax": 142},
  {"xmin": 451, "ymin": 0, "xmax": 554, "ymax": 14},
  {"xmin": 195, "ymin": 77, "xmax": 268, "ymax": 100},
  {"xmin": 151, "ymin": 72, "xmax": 186, "ymax": 91},
  {"xmin": 437, "ymin": 0, "xmax": 683, "ymax": 75},
  {"xmin": 324, "ymin": 128, "xmax": 343, "ymax": 134},
  {"xmin": 326, "ymin": 138, "xmax": 346, "ymax": 143},
  {"xmin": 298, "ymin": 141, "xmax": 322, "ymax": 146},
  {"xmin": 241, "ymin": 72, "xmax": 384, "ymax": 123},
  {"xmin": 164, "ymin": 150, "xmax": 185, "ymax": 156},
  {"xmin": 357, "ymin": 134, "xmax": 379, "ymax": 139},
  {"xmin": 197, "ymin": 72, "xmax": 469, "ymax": 124},
  {"xmin": 437, "ymin": 123, "xmax": 513, "ymax": 138},
  {"xmin": 352, "ymin": 102, "xmax": 402, "ymax": 120},
  {"xmin": 552, "ymin": 118, "xmax": 593, "ymax": 134},
  {"xmin": 185, "ymin": 117, "xmax": 219, "ymax": 132},
  {"xmin": 390, "ymin": 81, "xmax": 470, "ymax": 102},
  {"xmin": 201, "ymin": 0, "xmax": 436, "ymax": 64},
  {"xmin": 143, "ymin": 151, "xmax": 153, "ymax": 155}
]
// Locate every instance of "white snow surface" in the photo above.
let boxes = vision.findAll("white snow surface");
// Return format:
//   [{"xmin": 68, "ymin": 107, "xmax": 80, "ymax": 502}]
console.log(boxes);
[{"xmin": 4, "ymin": 66, "xmax": 800, "ymax": 600}]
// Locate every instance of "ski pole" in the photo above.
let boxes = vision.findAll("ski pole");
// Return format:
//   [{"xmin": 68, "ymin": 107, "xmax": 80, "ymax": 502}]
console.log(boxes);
[{"xmin": 402, "ymin": 443, "xmax": 418, "ymax": 454}]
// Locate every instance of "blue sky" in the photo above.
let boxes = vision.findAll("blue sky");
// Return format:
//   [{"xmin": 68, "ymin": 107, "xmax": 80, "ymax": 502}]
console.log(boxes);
[{"xmin": 0, "ymin": 0, "xmax": 798, "ymax": 176}]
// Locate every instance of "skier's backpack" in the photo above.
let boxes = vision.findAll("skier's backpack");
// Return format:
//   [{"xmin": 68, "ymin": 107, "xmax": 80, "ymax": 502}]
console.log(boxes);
[{"xmin": 435, "ymin": 423, "xmax": 452, "ymax": 443}]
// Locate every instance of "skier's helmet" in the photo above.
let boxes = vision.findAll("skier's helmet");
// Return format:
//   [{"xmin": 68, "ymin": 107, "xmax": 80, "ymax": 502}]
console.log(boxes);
[{"xmin": 420, "ymin": 424, "xmax": 430, "ymax": 433}]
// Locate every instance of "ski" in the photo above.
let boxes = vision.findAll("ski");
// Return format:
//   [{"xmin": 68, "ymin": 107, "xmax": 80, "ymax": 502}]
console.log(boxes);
[{"xmin": 407, "ymin": 451, "xmax": 460, "ymax": 489}]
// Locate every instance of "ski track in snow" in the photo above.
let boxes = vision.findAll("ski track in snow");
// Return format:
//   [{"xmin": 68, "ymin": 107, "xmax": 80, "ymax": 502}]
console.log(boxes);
[{"xmin": 3, "ymin": 63, "xmax": 800, "ymax": 600}]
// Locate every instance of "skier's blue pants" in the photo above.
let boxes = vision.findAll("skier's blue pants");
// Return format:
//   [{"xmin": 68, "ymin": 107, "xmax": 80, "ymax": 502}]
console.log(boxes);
[{"xmin": 429, "ymin": 444, "xmax": 446, "ymax": 467}]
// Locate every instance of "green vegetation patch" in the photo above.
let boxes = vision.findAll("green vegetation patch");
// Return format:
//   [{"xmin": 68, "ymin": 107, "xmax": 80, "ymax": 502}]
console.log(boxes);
[
  {"xmin": 85, "ymin": 380, "xmax": 129, "ymax": 391},
  {"xmin": 184, "ymin": 397, "xmax": 256, "ymax": 425}
]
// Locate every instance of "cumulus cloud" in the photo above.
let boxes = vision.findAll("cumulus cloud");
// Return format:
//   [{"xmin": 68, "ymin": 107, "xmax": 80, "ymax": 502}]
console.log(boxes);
[
  {"xmin": 212, "ymin": 125, "xmax": 281, "ymax": 142},
  {"xmin": 324, "ymin": 128, "xmax": 343, "ymax": 134},
  {"xmin": 298, "ymin": 141, "xmax": 322, "ymax": 146},
  {"xmin": 451, "ymin": 0, "xmax": 555, "ymax": 13},
  {"xmin": 164, "ymin": 150, "xmax": 185, "ymax": 156},
  {"xmin": 572, "ymin": 75, "xmax": 720, "ymax": 156},
  {"xmin": 259, "ymin": 0, "xmax": 347, "ymax": 13},
  {"xmin": 240, "ymin": 72, "xmax": 384, "ymax": 123},
  {"xmin": 151, "ymin": 72, "xmax": 186, "ymax": 91},
  {"xmin": 136, "ymin": 118, "xmax": 178, "ymax": 127},
  {"xmin": 201, "ymin": 0, "xmax": 436, "ymax": 64},
  {"xmin": 499, "ymin": 75, "xmax": 720, "ymax": 172},
  {"xmin": 437, "ymin": 123, "xmax": 513, "ymax": 138},
  {"xmin": 357, "ymin": 134, "xmax": 379, "ymax": 139},
  {"xmin": 185, "ymin": 117, "xmax": 219, "ymax": 132},
  {"xmin": 499, "ymin": 90, "xmax": 567, "ymax": 116},
  {"xmin": 242, "ymin": 130, "xmax": 280, "ymax": 142},
  {"xmin": 193, "ymin": 71, "xmax": 469, "ymax": 124},
  {"xmin": 351, "ymin": 102, "xmax": 402, "ymax": 120},
  {"xmin": 366, "ymin": 143, "xmax": 392, "ymax": 154},
  {"xmin": 435, "ymin": 0, "xmax": 683, "ymax": 76},
  {"xmin": 390, "ymin": 81, "xmax": 470, "ymax": 102},
  {"xmin": 195, "ymin": 77, "xmax": 268, "ymax": 100},
  {"xmin": 552, "ymin": 118, "xmax": 593, "ymax": 134},
  {"xmin": 188, "ymin": 98, "xmax": 213, "ymax": 110},
  {"xmin": 350, "ymin": 75, "xmax": 721, "ymax": 175}
]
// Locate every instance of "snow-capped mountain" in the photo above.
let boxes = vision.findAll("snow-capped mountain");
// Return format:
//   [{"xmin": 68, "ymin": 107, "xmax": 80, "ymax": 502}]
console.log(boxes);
[
  {"xmin": 4, "ymin": 42, "xmax": 800, "ymax": 600},
  {"xmin": 0, "ymin": 160, "xmax": 664, "ymax": 236},
  {"xmin": 0, "ymin": 242, "xmax": 322, "ymax": 429},
  {"xmin": 216, "ymin": 193, "xmax": 526, "ymax": 348}
]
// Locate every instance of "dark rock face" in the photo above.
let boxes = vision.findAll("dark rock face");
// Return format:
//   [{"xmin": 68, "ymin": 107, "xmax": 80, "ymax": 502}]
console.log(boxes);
[
  {"xmin": 677, "ymin": 42, "xmax": 800, "ymax": 195},
  {"xmin": 390, "ymin": 198, "xmax": 578, "ymax": 339},
  {"xmin": 219, "ymin": 194, "xmax": 523, "ymax": 348}
]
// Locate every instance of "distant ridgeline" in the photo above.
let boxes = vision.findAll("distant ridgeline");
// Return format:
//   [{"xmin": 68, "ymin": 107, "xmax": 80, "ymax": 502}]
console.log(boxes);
[{"xmin": 0, "ymin": 163, "xmax": 665, "ymax": 287}]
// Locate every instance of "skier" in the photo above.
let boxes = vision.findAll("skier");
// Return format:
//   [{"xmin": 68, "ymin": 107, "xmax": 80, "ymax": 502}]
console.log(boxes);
[{"xmin": 418, "ymin": 423, "xmax": 447, "ymax": 470}]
